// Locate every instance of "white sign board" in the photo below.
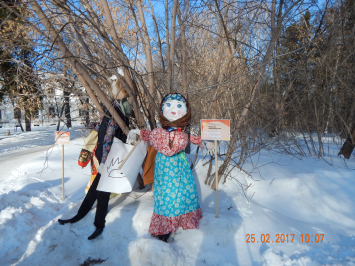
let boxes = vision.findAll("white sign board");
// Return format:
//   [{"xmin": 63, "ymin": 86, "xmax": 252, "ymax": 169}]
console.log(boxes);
[
  {"xmin": 97, "ymin": 139, "xmax": 148, "ymax": 194},
  {"xmin": 55, "ymin": 131, "xmax": 70, "ymax": 145},
  {"xmin": 201, "ymin": 119, "xmax": 230, "ymax": 140}
]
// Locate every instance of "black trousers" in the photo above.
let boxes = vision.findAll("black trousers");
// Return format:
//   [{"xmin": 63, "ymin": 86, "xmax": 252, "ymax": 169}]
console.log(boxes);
[{"xmin": 75, "ymin": 173, "xmax": 111, "ymax": 229}]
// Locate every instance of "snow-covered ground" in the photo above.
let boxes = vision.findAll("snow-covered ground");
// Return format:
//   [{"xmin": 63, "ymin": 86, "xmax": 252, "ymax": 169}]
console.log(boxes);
[
  {"xmin": 1, "ymin": 126, "xmax": 355, "ymax": 266},
  {"xmin": 0, "ymin": 125, "xmax": 86, "ymax": 183}
]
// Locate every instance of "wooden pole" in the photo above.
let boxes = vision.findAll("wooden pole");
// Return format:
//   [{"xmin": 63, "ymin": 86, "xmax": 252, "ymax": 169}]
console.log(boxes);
[
  {"xmin": 62, "ymin": 144, "xmax": 65, "ymax": 201},
  {"xmin": 215, "ymin": 140, "xmax": 219, "ymax": 218},
  {"xmin": 117, "ymin": 140, "xmax": 140, "ymax": 171}
]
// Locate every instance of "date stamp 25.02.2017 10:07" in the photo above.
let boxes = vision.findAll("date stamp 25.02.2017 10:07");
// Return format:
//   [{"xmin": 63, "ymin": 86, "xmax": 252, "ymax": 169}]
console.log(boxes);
[{"xmin": 246, "ymin": 233, "xmax": 324, "ymax": 243}]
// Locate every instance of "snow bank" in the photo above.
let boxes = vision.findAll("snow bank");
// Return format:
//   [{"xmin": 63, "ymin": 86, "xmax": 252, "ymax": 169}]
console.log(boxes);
[{"xmin": 1, "ymin": 129, "xmax": 355, "ymax": 265}]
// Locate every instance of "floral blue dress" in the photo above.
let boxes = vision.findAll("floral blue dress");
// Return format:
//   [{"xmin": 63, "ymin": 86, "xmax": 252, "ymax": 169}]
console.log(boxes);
[
  {"xmin": 154, "ymin": 151, "xmax": 200, "ymax": 217},
  {"xmin": 141, "ymin": 128, "xmax": 203, "ymax": 235}
]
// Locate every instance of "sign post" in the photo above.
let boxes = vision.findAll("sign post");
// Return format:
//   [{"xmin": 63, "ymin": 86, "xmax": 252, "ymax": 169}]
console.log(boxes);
[
  {"xmin": 55, "ymin": 131, "xmax": 70, "ymax": 200},
  {"xmin": 62, "ymin": 145, "xmax": 64, "ymax": 200},
  {"xmin": 214, "ymin": 139, "xmax": 218, "ymax": 218},
  {"xmin": 201, "ymin": 119, "xmax": 230, "ymax": 218}
]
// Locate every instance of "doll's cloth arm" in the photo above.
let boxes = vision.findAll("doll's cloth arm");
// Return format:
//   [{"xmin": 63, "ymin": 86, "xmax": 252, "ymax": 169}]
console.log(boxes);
[
  {"xmin": 203, "ymin": 140, "xmax": 215, "ymax": 155},
  {"xmin": 190, "ymin": 135, "xmax": 203, "ymax": 150},
  {"xmin": 127, "ymin": 129, "xmax": 141, "ymax": 145},
  {"xmin": 100, "ymin": 116, "xmax": 119, "ymax": 166},
  {"xmin": 89, "ymin": 121, "xmax": 101, "ymax": 132},
  {"xmin": 78, "ymin": 131, "xmax": 98, "ymax": 167},
  {"xmin": 78, "ymin": 149, "xmax": 92, "ymax": 167},
  {"xmin": 140, "ymin": 129, "xmax": 151, "ymax": 142}
]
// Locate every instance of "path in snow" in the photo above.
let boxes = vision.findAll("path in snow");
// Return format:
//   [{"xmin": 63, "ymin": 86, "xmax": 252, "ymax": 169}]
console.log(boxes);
[
  {"xmin": 0, "ymin": 125, "xmax": 87, "ymax": 183},
  {"xmin": 0, "ymin": 145, "xmax": 53, "ymax": 183}
]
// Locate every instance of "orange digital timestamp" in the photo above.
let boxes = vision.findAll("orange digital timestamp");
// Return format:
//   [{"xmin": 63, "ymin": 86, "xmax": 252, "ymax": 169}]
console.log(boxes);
[{"xmin": 246, "ymin": 234, "xmax": 324, "ymax": 243}]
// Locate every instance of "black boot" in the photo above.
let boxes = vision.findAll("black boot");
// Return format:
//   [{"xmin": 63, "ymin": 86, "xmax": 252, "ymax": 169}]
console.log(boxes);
[
  {"xmin": 88, "ymin": 228, "xmax": 103, "ymax": 240},
  {"xmin": 155, "ymin": 232, "xmax": 171, "ymax": 243},
  {"xmin": 58, "ymin": 215, "xmax": 81, "ymax": 225},
  {"xmin": 58, "ymin": 219, "xmax": 71, "ymax": 225}
]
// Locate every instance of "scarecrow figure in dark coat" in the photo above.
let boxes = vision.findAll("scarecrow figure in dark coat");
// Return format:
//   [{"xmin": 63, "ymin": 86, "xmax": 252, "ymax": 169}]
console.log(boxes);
[{"xmin": 58, "ymin": 79, "xmax": 132, "ymax": 240}]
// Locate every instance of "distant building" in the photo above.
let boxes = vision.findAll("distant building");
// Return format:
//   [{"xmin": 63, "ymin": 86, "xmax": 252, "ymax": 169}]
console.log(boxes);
[{"xmin": 0, "ymin": 73, "xmax": 96, "ymax": 129}]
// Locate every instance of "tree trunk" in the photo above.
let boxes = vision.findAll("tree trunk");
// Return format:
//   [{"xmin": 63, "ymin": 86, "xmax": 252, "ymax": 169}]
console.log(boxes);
[
  {"xmin": 25, "ymin": 109, "xmax": 31, "ymax": 131},
  {"xmin": 345, "ymin": 96, "xmax": 355, "ymax": 136},
  {"xmin": 12, "ymin": 101, "xmax": 24, "ymax": 131},
  {"xmin": 130, "ymin": 0, "xmax": 157, "ymax": 129},
  {"xmin": 338, "ymin": 95, "xmax": 355, "ymax": 158},
  {"xmin": 271, "ymin": 38, "xmax": 281, "ymax": 137},
  {"xmin": 167, "ymin": 0, "xmax": 178, "ymax": 92},
  {"xmin": 64, "ymin": 90, "xmax": 71, "ymax": 128},
  {"xmin": 148, "ymin": 0, "xmax": 165, "ymax": 69},
  {"xmin": 339, "ymin": 126, "xmax": 355, "ymax": 159},
  {"xmin": 85, "ymin": 98, "xmax": 90, "ymax": 127},
  {"xmin": 165, "ymin": 0, "xmax": 170, "ymax": 92},
  {"xmin": 17, "ymin": 117, "xmax": 24, "ymax": 132},
  {"xmin": 177, "ymin": 7, "xmax": 190, "ymax": 153},
  {"xmin": 56, "ymin": 104, "xmax": 65, "ymax": 131}
]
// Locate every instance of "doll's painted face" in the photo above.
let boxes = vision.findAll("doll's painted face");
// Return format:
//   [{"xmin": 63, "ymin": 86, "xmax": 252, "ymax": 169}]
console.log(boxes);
[{"xmin": 162, "ymin": 99, "xmax": 187, "ymax": 121}]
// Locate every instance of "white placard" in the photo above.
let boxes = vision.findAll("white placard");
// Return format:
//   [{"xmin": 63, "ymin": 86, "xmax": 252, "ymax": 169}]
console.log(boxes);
[
  {"xmin": 55, "ymin": 131, "xmax": 70, "ymax": 145},
  {"xmin": 97, "ymin": 138, "xmax": 148, "ymax": 193},
  {"xmin": 200, "ymin": 119, "xmax": 230, "ymax": 141}
]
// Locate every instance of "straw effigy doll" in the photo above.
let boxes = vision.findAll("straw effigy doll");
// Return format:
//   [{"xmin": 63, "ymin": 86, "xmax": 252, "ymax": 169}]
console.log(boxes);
[{"xmin": 128, "ymin": 93, "xmax": 213, "ymax": 242}]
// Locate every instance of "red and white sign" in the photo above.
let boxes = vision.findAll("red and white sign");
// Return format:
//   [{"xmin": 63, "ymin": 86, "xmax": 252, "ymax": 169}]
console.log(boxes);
[
  {"xmin": 55, "ymin": 131, "xmax": 70, "ymax": 145},
  {"xmin": 201, "ymin": 119, "xmax": 230, "ymax": 141}
]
